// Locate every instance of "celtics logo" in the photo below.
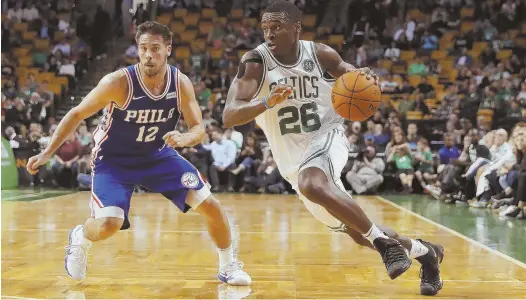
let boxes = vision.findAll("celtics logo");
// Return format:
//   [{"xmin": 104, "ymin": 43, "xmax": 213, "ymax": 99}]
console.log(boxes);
[{"xmin": 303, "ymin": 59, "xmax": 315, "ymax": 72}]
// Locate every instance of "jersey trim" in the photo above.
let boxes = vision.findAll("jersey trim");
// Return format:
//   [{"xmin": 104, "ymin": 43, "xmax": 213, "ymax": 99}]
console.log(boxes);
[
  {"xmin": 90, "ymin": 103, "xmax": 115, "ymax": 170},
  {"xmin": 134, "ymin": 64, "xmax": 172, "ymax": 101},
  {"xmin": 252, "ymin": 48, "xmax": 267, "ymax": 99},
  {"xmin": 118, "ymin": 68, "xmax": 133, "ymax": 110},
  {"xmin": 262, "ymin": 42, "xmax": 304, "ymax": 68},
  {"xmin": 175, "ymin": 69, "xmax": 181, "ymax": 114},
  {"xmin": 309, "ymin": 41, "xmax": 324, "ymax": 76}
]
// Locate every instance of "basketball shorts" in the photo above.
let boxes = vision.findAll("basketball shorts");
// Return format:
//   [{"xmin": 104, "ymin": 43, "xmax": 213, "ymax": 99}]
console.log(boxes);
[
  {"xmin": 90, "ymin": 148, "xmax": 211, "ymax": 223},
  {"xmin": 286, "ymin": 128, "xmax": 352, "ymax": 231}
]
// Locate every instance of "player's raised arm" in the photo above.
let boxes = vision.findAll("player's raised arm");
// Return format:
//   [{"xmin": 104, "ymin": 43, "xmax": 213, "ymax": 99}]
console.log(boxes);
[
  {"xmin": 222, "ymin": 50, "xmax": 293, "ymax": 128},
  {"xmin": 26, "ymin": 71, "xmax": 128, "ymax": 174},
  {"xmin": 315, "ymin": 43, "xmax": 378, "ymax": 83},
  {"xmin": 163, "ymin": 72, "xmax": 205, "ymax": 148}
]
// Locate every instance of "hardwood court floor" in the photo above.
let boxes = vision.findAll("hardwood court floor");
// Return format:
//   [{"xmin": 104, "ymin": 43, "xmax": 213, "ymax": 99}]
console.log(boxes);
[{"xmin": 2, "ymin": 192, "xmax": 526, "ymax": 299}]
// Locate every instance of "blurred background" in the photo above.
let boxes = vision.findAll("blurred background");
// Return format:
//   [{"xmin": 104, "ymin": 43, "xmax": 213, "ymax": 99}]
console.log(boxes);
[{"xmin": 1, "ymin": 0, "xmax": 525, "ymax": 218}]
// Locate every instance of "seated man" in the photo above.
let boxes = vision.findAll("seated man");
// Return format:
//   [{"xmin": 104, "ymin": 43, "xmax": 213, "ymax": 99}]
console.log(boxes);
[
  {"xmin": 471, "ymin": 129, "xmax": 516, "ymax": 208},
  {"xmin": 345, "ymin": 145, "xmax": 385, "ymax": 194},
  {"xmin": 203, "ymin": 128, "xmax": 237, "ymax": 192}
]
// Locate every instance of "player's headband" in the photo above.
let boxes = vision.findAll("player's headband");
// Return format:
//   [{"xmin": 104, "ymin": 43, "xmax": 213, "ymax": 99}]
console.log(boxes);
[{"xmin": 261, "ymin": 12, "xmax": 288, "ymax": 23}]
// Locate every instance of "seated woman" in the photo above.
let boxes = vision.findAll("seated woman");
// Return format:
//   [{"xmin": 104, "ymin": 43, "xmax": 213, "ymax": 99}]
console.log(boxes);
[{"xmin": 387, "ymin": 131, "xmax": 414, "ymax": 193}]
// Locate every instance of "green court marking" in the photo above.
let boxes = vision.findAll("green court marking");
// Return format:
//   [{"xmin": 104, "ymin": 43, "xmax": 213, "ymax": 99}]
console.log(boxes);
[
  {"xmin": 1, "ymin": 189, "xmax": 75, "ymax": 201},
  {"xmin": 384, "ymin": 194, "xmax": 526, "ymax": 264}
]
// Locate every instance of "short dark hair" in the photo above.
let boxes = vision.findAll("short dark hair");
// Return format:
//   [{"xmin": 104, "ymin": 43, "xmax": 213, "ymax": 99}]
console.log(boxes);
[
  {"xmin": 264, "ymin": 0, "xmax": 301, "ymax": 23},
  {"xmin": 135, "ymin": 21, "xmax": 172, "ymax": 45}
]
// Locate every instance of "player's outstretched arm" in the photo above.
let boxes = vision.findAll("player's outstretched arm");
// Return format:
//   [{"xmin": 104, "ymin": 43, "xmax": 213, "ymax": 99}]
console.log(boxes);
[
  {"xmin": 26, "ymin": 71, "xmax": 127, "ymax": 174},
  {"xmin": 163, "ymin": 73, "xmax": 205, "ymax": 148},
  {"xmin": 223, "ymin": 50, "xmax": 292, "ymax": 128},
  {"xmin": 315, "ymin": 43, "xmax": 378, "ymax": 82}
]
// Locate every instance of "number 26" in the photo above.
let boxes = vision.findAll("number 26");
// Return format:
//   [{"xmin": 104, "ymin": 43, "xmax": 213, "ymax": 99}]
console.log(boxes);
[{"xmin": 278, "ymin": 102, "xmax": 321, "ymax": 135}]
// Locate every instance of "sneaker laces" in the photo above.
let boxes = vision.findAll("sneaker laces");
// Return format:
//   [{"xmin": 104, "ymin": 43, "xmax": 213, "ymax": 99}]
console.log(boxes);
[
  {"xmin": 384, "ymin": 244, "xmax": 407, "ymax": 266},
  {"xmin": 65, "ymin": 244, "xmax": 90, "ymax": 264},
  {"xmin": 222, "ymin": 261, "xmax": 245, "ymax": 276}
]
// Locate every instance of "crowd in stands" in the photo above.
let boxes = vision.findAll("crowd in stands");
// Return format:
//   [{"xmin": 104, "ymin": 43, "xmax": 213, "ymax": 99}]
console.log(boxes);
[
  {"xmin": 1, "ymin": 0, "xmax": 111, "ymax": 187},
  {"xmin": 3, "ymin": 0, "xmax": 526, "ymax": 219}
]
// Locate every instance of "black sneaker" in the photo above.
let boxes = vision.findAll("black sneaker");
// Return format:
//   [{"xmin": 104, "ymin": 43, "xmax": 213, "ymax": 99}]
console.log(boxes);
[
  {"xmin": 373, "ymin": 238, "xmax": 412, "ymax": 280},
  {"xmin": 416, "ymin": 239, "xmax": 444, "ymax": 296}
]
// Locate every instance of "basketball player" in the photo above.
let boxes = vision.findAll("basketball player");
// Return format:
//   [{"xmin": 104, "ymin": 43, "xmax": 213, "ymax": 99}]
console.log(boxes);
[
  {"xmin": 26, "ymin": 22, "xmax": 251, "ymax": 286},
  {"xmin": 223, "ymin": 1, "xmax": 443, "ymax": 295}
]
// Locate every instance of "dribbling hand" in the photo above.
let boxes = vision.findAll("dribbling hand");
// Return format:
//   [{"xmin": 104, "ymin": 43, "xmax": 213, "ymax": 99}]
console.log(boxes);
[
  {"xmin": 347, "ymin": 67, "xmax": 380, "ymax": 86},
  {"xmin": 265, "ymin": 84, "xmax": 293, "ymax": 108},
  {"xmin": 163, "ymin": 131, "xmax": 189, "ymax": 148},
  {"xmin": 26, "ymin": 152, "xmax": 52, "ymax": 175}
]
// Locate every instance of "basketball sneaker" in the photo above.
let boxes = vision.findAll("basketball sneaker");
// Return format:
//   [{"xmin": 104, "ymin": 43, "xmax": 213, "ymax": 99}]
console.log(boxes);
[
  {"xmin": 217, "ymin": 284, "xmax": 252, "ymax": 299},
  {"xmin": 415, "ymin": 239, "xmax": 444, "ymax": 296},
  {"xmin": 373, "ymin": 238, "xmax": 412, "ymax": 280},
  {"xmin": 65, "ymin": 225, "xmax": 91, "ymax": 280},
  {"xmin": 218, "ymin": 261, "xmax": 252, "ymax": 285}
]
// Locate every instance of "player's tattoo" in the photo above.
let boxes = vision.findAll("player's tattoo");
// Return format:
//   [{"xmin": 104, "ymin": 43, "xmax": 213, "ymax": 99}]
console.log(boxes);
[{"xmin": 236, "ymin": 51, "xmax": 263, "ymax": 79}]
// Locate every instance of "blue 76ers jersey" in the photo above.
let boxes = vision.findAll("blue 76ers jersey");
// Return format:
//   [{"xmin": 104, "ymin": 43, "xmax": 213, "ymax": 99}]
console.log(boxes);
[{"xmin": 91, "ymin": 64, "xmax": 182, "ymax": 165}]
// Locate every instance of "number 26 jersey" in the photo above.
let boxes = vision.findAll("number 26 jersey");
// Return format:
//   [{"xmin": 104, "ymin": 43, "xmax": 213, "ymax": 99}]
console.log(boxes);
[{"xmin": 253, "ymin": 41, "xmax": 344, "ymax": 177}]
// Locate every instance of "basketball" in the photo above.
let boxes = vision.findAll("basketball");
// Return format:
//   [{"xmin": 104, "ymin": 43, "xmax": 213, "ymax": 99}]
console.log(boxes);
[{"xmin": 331, "ymin": 71, "xmax": 381, "ymax": 122}]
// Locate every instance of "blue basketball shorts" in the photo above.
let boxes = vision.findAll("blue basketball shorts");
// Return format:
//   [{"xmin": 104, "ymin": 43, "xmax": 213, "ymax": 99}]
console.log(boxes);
[{"xmin": 89, "ymin": 148, "xmax": 211, "ymax": 220}]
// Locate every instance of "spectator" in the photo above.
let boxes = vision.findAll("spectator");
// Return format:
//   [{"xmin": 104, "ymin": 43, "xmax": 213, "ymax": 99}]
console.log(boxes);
[
  {"xmin": 406, "ymin": 123, "xmax": 421, "ymax": 151},
  {"xmin": 52, "ymin": 133, "xmax": 82, "ymax": 187},
  {"xmin": 455, "ymin": 48, "xmax": 473, "ymax": 69},
  {"xmin": 230, "ymin": 132, "xmax": 263, "ymax": 176},
  {"xmin": 345, "ymin": 145, "xmax": 385, "ymax": 194},
  {"xmin": 414, "ymin": 138, "xmax": 436, "ymax": 190},
  {"xmin": 439, "ymin": 134, "xmax": 461, "ymax": 166},
  {"xmin": 408, "ymin": 57, "xmax": 428, "ymax": 76},
  {"xmin": 387, "ymin": 132, "xmax": 414, "ymax": 193},
  {"xmin": 471, "ymin": 129, "xmax": 516, "ymax": 207},
  {"xmin": 203, "ymin": 129, "xmax": 237, "ymax": 192},
  {"xmin": 384, "ymin": 41, "xmax": 400, "ymax": 61},
  {"xmin": 380, "ymin": 74, "xmax": 399, "ymax": 94},
  {"xmin": 244, "ymin": 153, "xmax": 286, "ymax": 194},
  {"xmin": 416, "ymin": 77, "xmax": 435, "ymax": 98}
]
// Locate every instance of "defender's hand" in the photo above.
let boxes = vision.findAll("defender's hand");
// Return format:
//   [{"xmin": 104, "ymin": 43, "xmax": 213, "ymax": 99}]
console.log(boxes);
[
  {"xmin": 265, "ymin": 84, "xmax": 293, "ymax": 107},
  {"xmin": 26, "ymin": 152, "xmax": 52, "ymax": 175},
  {"xmin": 163, "ymin": 131, "xmax": 190, "ymax": 148}
]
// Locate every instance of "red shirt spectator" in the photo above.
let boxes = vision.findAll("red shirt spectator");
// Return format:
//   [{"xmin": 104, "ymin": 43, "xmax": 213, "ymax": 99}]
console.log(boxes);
[{"xmin": 56, "ymin": 134, "xmax": 82, "ymax": 162}]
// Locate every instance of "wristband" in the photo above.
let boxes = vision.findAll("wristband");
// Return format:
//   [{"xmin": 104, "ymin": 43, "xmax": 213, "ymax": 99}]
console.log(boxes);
[{"xmin": 262, "ymin": 96, "xmax": 274, "ymax": 109}]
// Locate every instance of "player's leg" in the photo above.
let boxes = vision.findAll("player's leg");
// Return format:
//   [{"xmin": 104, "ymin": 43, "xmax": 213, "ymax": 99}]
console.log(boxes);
[
  {"xmin": 297, "ymin": 129, "xmax": 411, "ymax": 279},
  {"xmin": 344, "ymin": 224, "xmax": 444, "ymax": 295},
  {"xmin": 142, "ymin": 151, "xmax": 251, "ymax": 285},
  {"xmin": 300, "ymin": 192, "xmax": 443, "ymax": 295},
  {"xmin": 190, "ymin": 192, "xmax": 251, "ymax": 285},
  {"xmin": 66, "ymin": 163, "xmax": 134, "ymax": 280}
]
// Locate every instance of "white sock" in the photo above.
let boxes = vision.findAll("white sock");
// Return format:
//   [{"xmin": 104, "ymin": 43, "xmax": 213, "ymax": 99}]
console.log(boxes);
[
  {"xmin": 76, "ymin": 226, "xmax": 92, "ymax": 246},
  {"xmin": 217, "ymin": 244, "xmax": 234, "ymax": 270},
  {"xmin": 364, "ymin": 224, "xmax": 388, "ymax": 244},
  {"xmin": 409, "ymin": 239, "xmax": 429, "ymax": 258}
]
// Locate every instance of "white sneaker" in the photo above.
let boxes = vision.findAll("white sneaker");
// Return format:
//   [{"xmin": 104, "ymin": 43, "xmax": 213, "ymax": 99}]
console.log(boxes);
[
  {"xmin": 217, "ymin": 284, "xmax": 252, "ymax": 300},
  {"xmin": 65, "ymin": 225, "xmax": 91, "ymax": 280},
  {"xmin": 218, "ymin": 261, "xmax": 252, "ymax": 286}
]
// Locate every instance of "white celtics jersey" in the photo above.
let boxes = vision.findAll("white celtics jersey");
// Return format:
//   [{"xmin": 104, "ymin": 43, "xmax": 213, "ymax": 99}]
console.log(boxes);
[{"xmin": 253, "ymin": 40, "xmax": 344, "ymax": 178}]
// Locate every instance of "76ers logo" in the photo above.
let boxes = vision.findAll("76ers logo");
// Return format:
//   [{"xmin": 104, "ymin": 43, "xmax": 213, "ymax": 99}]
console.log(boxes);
[{"xmin": 181, "ymin": 172, "xmax": 199, "ymax": 188}]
